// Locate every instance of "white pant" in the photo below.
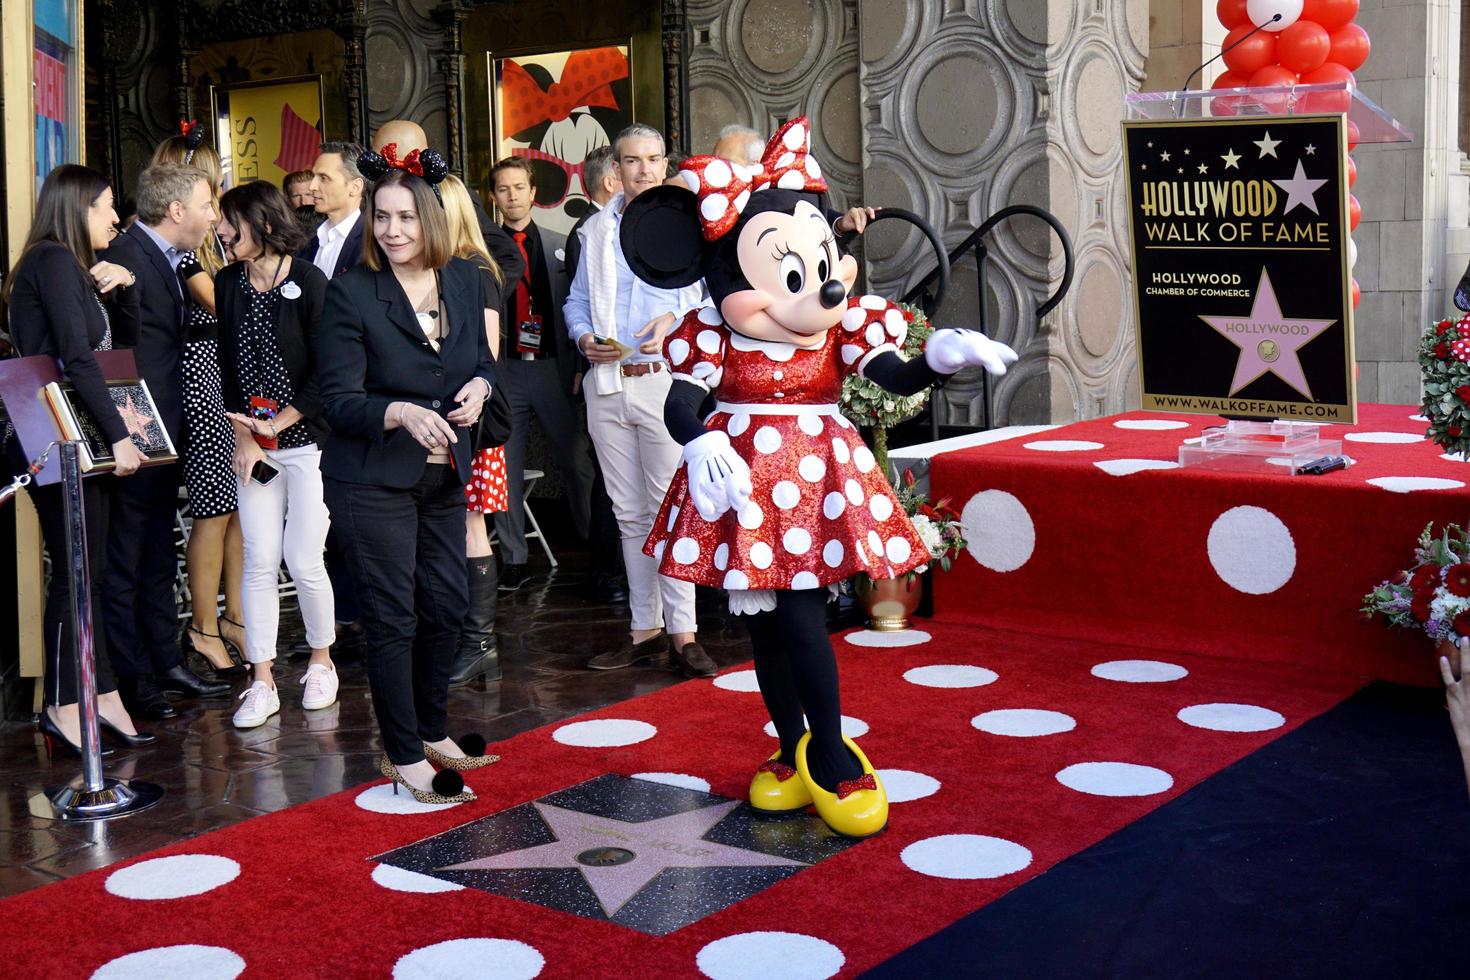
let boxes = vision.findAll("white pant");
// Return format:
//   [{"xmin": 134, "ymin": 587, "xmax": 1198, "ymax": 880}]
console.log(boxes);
[
  {"xmin": 585, "ymin": 368, "xmax": 697, "ymax": 635},
  {"xmin": 238, "ymin": 444, "xmax": 335, "ymax": 663}
]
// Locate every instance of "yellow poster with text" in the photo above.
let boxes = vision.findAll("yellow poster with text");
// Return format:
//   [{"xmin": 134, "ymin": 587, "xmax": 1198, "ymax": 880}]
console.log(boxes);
[{"xmin": 226, "ymin": 80, "xmax": 322, "ymax": 188}]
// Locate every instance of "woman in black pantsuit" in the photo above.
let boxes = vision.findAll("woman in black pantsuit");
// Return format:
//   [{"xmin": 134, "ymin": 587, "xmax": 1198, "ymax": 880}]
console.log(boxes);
[
  {"xmin": 316, "ymin": 161, "xmax": 497, "ymax": 804},
  {"xmin": 3, "ymin": 165, "xmax": 155, "ymax": 754}
]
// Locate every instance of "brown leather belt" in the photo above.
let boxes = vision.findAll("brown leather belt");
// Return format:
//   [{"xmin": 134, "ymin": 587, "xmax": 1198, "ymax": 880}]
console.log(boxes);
[{"xmin": 620, "ymin": 362, "xmax": 665, "ymax": 377}]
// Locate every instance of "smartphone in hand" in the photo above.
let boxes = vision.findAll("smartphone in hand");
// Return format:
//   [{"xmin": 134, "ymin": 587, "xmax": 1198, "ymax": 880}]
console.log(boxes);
[{"xmin": 250, "ymin": 459, "xmax": 280, "ymax": 486}]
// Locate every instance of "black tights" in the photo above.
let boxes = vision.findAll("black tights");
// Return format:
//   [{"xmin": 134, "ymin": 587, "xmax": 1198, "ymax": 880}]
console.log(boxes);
[{"xmin": 744, "ymin": 589, "xmax": 863, "ymax": 791}]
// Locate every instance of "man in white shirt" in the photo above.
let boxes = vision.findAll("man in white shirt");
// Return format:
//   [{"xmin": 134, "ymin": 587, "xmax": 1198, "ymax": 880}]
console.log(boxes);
[
  {"xmin": 564, "ymin": 124, "xmax": 713, "ymax": 677},
  {"xmin": 301, "ymin": 141, "xmax": 366, "ymax": 279}
]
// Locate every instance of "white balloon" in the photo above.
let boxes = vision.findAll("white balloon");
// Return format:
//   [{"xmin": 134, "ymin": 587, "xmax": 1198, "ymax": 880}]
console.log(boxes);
[
  {"xmin": 1349, "ymin": 237, "xmax": 1358, "ymax": 269},
  {"xmin": 1246, "ymin": 0, "xmax": 1303, "ymax": 31}
]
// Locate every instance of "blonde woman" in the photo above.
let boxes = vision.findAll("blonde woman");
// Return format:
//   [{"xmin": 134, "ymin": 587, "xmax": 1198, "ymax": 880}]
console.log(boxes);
[
  {"xmin": 150, "ymin": 133, "xmax": 247, "ymax": 681},
  {"xmin": 440, "ymin": 174, "xmax": 506, "ymax": 686}
]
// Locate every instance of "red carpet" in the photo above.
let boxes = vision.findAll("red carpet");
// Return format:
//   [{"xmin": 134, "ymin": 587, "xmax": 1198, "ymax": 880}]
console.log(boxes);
[
  {"xmin": 932, "ymin": 403, "xmax": 1465, "ymax": 685},
  {"xmin": 1, "ymin": 624, "xmax": 1362, "ymax": 978}
]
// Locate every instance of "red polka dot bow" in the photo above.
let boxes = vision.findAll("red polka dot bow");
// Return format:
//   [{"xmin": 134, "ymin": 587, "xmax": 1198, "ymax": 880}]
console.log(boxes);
[
  {"xmin": 379, "ymin": 142, "xmax": 425, "ymax": 177},
  {"xmin": 500, "ymin": 48, "xmax": 630, "ymax": 137},
  {"xmin": 1452, "ymin": 337, "xmax": 1470, "ymax": 363},
  {"xmin": 835, "ymin": 773, "xmax": 877, "ymax": 800},
  {"xmin": 678, "ymin": 116, "xmax": 830, "ymax": 241}
]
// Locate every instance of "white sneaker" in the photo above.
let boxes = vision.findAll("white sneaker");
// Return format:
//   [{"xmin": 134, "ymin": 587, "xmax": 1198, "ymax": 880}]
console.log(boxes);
[
  {"xmin": 233, "ymin": 681, "xmax": 281, "ymax": 729},
  {"xmin": 301, "ymin": 663, "xmax": 339, "ymax": 711}
]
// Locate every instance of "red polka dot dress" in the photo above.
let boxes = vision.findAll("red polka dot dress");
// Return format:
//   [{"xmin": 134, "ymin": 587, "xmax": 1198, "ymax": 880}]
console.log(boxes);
[
  {"xmin": 644, "ymin": 296, "xmax": 929, "ymax": 591},
  {"xmin": 465, "ymin": 446, "xmax": 509, "ymax": 513}
]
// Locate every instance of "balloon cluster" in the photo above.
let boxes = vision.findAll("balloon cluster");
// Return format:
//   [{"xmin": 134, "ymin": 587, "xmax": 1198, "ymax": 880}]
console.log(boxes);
[{"xmin": 1212, "ymin": 0, "xmax": 1369, "ymax": 306}]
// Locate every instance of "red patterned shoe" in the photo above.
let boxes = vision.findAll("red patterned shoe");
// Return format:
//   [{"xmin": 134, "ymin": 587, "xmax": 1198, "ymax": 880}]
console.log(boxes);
[
  {"xmin": 749, "ymin": 750, "xmax": 814, "ymax": 812},
  {"xmin": 794, "ymin": 732, "xmax": 888, "ymax": 839}
]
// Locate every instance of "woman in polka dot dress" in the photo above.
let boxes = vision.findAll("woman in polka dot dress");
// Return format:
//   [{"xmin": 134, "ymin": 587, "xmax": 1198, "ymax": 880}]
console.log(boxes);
[{"xmin": 621, "ymin": 118, "xmax": 1017, "ymax": 838}]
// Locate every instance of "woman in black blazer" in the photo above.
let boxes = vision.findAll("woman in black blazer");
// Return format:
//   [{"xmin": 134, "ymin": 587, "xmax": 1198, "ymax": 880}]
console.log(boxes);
[
  {"xmin": 316, "ymin": 164, "xmax": 497, "ymax": 803},
  {"xmin": 3, "ymin": 165, "xmax": 153, "ymax": 753},
  {"xmin": 215, "ymin": 180, "xmax": 339, "ymax": 730}
]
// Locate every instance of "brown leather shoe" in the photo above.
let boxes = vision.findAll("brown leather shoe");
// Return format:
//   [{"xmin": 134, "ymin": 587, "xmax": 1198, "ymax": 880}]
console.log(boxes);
[
  {"xmin": 671, "ymin": 639, "xmax": 718, "ymax": 678},
  {"xmin": 587, "ymin": 632, "xmax": 667, "ymax": 670}
]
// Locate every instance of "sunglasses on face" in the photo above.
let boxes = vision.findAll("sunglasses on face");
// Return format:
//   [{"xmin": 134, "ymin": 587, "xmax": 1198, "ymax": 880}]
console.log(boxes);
[{"xmin": 511, "ymin": 148, "xmax": 585, "ymax": 208}]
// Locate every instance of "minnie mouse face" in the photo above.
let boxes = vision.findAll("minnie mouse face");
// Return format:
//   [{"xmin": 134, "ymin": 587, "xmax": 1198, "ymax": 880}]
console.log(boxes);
[{"xmin": 720, "ymin": 199, "xmax": 858, "ymax": 347}]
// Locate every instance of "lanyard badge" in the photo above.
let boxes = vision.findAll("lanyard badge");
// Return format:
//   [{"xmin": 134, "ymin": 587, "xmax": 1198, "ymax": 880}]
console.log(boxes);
[{"xmin": 249, "ymin": 395, "xmax": 279, "ymax": 450}]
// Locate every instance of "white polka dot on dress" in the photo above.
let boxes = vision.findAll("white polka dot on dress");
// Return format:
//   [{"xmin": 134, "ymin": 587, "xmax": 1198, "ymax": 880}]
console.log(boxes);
[
  {"xmin": 714, "ymin": 543, "xmax": 730, "ymax": 570},
  {"xmin": 823, "ymin": 539, "xmax": 844, "ymax": 567},
  {"xmin": 750, "ymin": 542, "xmax": 774, "ymax": 569},
  {"xmin": 739, "ymin": 501, "xmax": 764, "ymax": 529},
  {"xmin": 754, "ymin": 427, "xmax": 783, "ymax": 454},
  {"xmin": 697, "ymin": 329, "xmax": 723, "ymax": 354},
  {"xmin": 832, "ymin": 439, "xmax": 851, "ymax": 464},
  {"xmin": 784, "ymin": 528, "xmax": 812, "ymax": 554},
  {"xmin": 798, "ymin": 455, "xmax": 826, "ymax": 482},
  {"xmin": 852, "ymin": 446, "xmax": 876, "ymax": 473},
  {"xmin": 869, "ymin": 495, "xmax": 893, "ymax": 521},
  {"xmin": 823, "ymin": 492, "xmax": 846, "ymax": 519},
  {"xmin": 798, "ymin": 414, "xmax": 825, "ymax": 436},
  {"xmin": 772, "ymin": 481, "xmax": 801, "ymax": 509},
  {"xmin": 845, "ymin": 479, "xmax": 864, "ymax": 506}
]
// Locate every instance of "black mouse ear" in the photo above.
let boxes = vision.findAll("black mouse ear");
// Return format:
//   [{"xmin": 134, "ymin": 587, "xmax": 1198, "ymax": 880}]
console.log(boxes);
[
  {"xmin": 357, "ymin": 150, "xmax": 390, "ymax": 182},
  {"xmin": 418, "ymin": 149, "xmax": 449, "ymax": 185},
  {"xmin": 618, "ymin": 185, "xmax": 705, "ymax": 290}
]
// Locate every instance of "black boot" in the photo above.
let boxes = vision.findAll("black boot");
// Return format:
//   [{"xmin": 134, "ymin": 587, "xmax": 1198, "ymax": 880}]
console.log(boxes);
[{"xmin": 449, "ymin": 555, "xmax": 501, "ymax": 686}]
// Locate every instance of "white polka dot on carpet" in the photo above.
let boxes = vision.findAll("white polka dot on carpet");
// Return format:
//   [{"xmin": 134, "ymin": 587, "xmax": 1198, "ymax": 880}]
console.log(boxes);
[
  {"xmin": 900, "ymin": 834, "xmax": 1033, "ymax": 880},
  {"xmin": 902, "ymin": 664, "xmax": 998, "ymax": 688},
  {"xmin": 876, "ymin": 769, "xmax": 941, "ymax": 803},
  {"xmin": 696, "ymin": 932, "xmax": 844, "ymax": 980},
  {"xmin": 1091, "ymin": 660, "xmax": 1188, "ymax": 682},
  {"xmin": 1177, "ymin": 703, "xmax": 1285, "ymax": 732},
  {"xmin": 1056, "ymin": 762, "xmax": 1174, "ymax": 797},
  {"xmin": 552, "ymin": 719, "xmax": 657, "ymax": 747},
  {"xmin": 632, "ymin": 772, "xmax": 712, "ymax": 792},
  {"xmin": 764, "ymin": 716, "xmax": 868, "ymax": 738},
  {"xmin": 961, "ymin": 490, "xmax": 1035, "ymax": 572},
  {"xmin": 843, "ymin": 629, "xmax": 932, "ymax": 647},
  {"xmin": 1441, "ymin": 452, "xmax": 1470, "ymax": 463},
  {"xmin": 105, "ymin": 854, "xmax": 239, "ymax": 899},
  {"xmin": 713, "ymin": 669, "xmax": 761, "ymax": 692},
  {"xmin": 1207, "ymin": 505, "xmax": 1296, "ymax": 594},
  {"xmin": 393, "ymin": 939, "xmax": 544, "ymax": 980},
  {"xmin": 972, "ymin": 708, "xmax": 1076, "ymax": 737},
  {"xmin": 372, "ymin": 864, "xmax": 465, "ymax": 894},
  {"xmin": 354, "ymin": 784, "xmax": 461, "ymax": 815},
  {"xmin": 92, "ymin": 945, "xmax": 245, "ymax": 980}
]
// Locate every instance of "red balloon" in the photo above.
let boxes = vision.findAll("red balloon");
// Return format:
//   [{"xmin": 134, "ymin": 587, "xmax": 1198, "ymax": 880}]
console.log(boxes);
[
  {"xmin": 1328, "ymin": 23, "xmax": 1371, "ymax": 71},
  {"xmin": 1352, "ymin": 278, "xmax": 1361, "ymax": 308},
  {"xmin": 1301, "ymin": 62, "xmax": 1355, "ymax": 112},
  {"xmin": 1278, "ymin": 21, "xmax": 1331, "ymax": 74},
  {"xmin": 1346, "ymin": 118, "xmax": 1361, "ymax": 150},
  {"xmin": 1349, "ymin": 194, "xmax": 1361, "ymax": 230},
  {"xmin": 1210, "ymin": 69, "xmax": 1249, "ymax": 116},
  {"xmin": 1249, "ymin": 64, "xmax": 1300, "ymax": 87},
  {"xmin": 1222, "ymin": 24, "xmax": 1278, "ymax": 77},
  {"xmin": 1217, "ymin": 0, "xmax": 1251, "ymax": 28},
  {"xmin": 1346, "ymin": 154, "xmax": 1357, "ymax": 187},
  {"xmin": 1303, "ymin": 0, "xmax": 1360, "ymax": 32}
]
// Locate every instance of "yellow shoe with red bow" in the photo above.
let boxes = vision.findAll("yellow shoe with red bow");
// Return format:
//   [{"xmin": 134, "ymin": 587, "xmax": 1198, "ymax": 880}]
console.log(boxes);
[
  {"xmin": 794, "ymin": 731, "xmax": 888, "ymax": 839},
  {"xmin": 749, "ymin": 750, "xmax": 814, "ymax": 812}
]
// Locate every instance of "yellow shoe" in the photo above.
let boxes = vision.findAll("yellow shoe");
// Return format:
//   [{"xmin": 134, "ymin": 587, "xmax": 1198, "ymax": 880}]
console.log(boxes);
[
  {"xmin": 749, "ymin": 750, "xmax": 814, "ymax": 812},
  {"xmin": 794, "ymin": 731, "xmax": 888, "ymax": 839}
]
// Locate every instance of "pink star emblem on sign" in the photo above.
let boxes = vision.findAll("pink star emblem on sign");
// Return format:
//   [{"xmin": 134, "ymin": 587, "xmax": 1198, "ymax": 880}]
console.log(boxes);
[
  {"xmin": 116, "ymin": 392, "xmax": 155, "ymax": 442},
  {"xmin": 1198, "ymin": 268, "xmax": 1337, "ymax": 401}
]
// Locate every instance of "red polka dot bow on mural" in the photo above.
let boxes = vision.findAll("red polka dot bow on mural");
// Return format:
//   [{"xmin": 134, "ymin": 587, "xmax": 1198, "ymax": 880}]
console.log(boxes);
[{"xmin": 678, "ymin": 116, "xmax": 830, "ymax": 241}]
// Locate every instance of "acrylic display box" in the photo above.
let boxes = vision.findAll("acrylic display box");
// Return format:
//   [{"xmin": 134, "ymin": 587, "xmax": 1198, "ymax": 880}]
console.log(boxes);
[{"xmin": 1176, "ymin": 420, "xmax": 1343, "ymax": 475}]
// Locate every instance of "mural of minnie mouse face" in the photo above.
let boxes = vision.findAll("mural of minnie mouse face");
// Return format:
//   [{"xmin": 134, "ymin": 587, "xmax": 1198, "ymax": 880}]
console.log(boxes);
[{"xmin": 722, "ymin": 199, "xmax": 859, "ymax": 347}]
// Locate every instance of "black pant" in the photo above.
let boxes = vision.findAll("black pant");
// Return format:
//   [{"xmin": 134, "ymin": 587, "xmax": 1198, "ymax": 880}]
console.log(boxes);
[
  {"xmin": 587, "ymin": 459, "xmax": 624, "ymax": 582},
  {"xmin": 9, "ymin": 442, "xmax": 118, "ymax": 704},
  {"xmin": 100, "ymin": 461, "xmax": 183, "ymax": 679},
  {"xmin": 325, "ymin": 465, "xmax": 468, "ymax": 765}
]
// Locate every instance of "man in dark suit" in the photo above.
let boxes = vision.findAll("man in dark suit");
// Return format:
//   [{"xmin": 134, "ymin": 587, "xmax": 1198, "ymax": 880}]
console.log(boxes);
[
  {"xmin": 98, "ymin": 163, "xmax": 230, "ymax": 718},
  {"xmin": 490, "ymin": 156, "xmax": 595, "ymax": 591},
  {"xmin": 300, "ymin": 141, "xmax": 367, "ymax": 279}
]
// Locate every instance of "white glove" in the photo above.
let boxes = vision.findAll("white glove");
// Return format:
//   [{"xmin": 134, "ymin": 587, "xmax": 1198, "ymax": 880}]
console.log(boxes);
[
  {"xmin": 682, "ymin": 430, "xmax": 753, "ymax": 521},
  {"xmin": 924, "ymin": 328, "xmax": 1019, "ymax": 376}
]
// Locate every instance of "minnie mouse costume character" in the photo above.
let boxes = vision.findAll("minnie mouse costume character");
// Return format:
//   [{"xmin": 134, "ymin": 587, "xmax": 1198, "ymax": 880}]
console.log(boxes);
[{"xmin": 621, "ymin": 118, "xmax": 1016, "ymax": 837}]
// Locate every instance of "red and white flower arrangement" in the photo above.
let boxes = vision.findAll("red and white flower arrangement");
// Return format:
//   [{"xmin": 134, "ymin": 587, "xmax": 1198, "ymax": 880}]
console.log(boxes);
[
  {"xmin": 1362, "ymin": 522, "xmax": 1470, "ymax": 646},
  {"xmin": 1419, "ymin": 314, "xmax": 1470, "ymax": 458}
]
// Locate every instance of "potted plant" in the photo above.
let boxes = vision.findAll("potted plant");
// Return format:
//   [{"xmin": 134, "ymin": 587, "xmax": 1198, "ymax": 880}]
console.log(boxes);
[
  {"xmin": 841, "ymin": 302, "xmax": 934, "ymax": 477},
  {"xmin": 853, "ymin": 469, "xmax": 967, "ymax": 632},
  {"xmin": 1361, "ymin": 521, "xmax": 1470, "ymax": 680},
  {"xmin": 1418, "ymin": 313, "xmax": 1470, "ymax": 459}
]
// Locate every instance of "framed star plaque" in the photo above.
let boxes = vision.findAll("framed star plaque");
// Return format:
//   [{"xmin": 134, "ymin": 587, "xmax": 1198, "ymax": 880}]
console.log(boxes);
[
  {"xmin": 1121, "ymin": 113, "xmax": 1356, "ymax": 423},
  {"xmin": 43, "ymin": 376, "xmax": 177, "ymax": 473}
]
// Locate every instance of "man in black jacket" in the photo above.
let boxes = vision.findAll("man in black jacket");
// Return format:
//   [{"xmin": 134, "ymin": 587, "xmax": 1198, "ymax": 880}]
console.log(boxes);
[
  {"xmin": 99, "ymin": 163, "xmax": 230, "ymax": 718},
  {"xmin": 300, "ymin": 141, "xmax": 368, "ymax": 279}
]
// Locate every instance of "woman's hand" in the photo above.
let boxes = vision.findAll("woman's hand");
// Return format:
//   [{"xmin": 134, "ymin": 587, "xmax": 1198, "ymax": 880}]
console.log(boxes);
[
  {"xmin": 89, "ymin": 261, "xmax": 135, "ymax": 295},
  {"xmin": 230, "ymin": 435, "xmax": 266, "ymax": 482},
  {"xmin": 225, "ymin": 411, "xmax": 276, "ymax": 441},
  {"xmin": 111, "ymin": 438, "xmax": 146, "ymax": 477},
  {"xmin": 393, "ymin": 401, "xmax": 459, "ymax": 449},
  {"xmin": 447, "ymin": 378, "xmax": 490, "ymax": 428}
]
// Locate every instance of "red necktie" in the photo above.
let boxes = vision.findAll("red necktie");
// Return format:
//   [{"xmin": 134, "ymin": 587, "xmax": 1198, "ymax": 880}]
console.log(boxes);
[{"xmin": 512, "ymin": 230, "xmax": 532, "ymax": 326}]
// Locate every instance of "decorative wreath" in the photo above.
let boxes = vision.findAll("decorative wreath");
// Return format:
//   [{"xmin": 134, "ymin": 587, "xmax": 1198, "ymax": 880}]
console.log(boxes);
[{"xmin": 1418, "ymin": 313, "xmax": 1470, "ymax": 459}]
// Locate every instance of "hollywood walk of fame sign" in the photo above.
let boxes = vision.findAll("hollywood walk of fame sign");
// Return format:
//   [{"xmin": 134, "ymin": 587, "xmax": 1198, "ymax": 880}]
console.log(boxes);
[
  {"xmin": 1122, "ymin": 114, "xmax": 1356, "ymax": 423},
  {"xmin": 371, "ymin": 774, "xmax": 860, "ymax": 936}
]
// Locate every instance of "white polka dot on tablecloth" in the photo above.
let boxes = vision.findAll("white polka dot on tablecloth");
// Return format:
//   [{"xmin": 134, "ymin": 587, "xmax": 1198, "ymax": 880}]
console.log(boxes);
[
  {"xmin": 903, "ymin": 664, "xmax": 998, "ymax": 688},
  {"xmin": 754, "ymin": 427, "xmax": 782, "ymax": 454},
  {"xmin": 1207, "ymin": 505, "xmax": 1296, "ymax": 594},
  {"xmin": 1441, "ymin": 452, "xmax": 1470, "ymax": 463},
  {"xmin": 832, "ymin": 439, "xmax": 851, "ymax": 465},
  {"xmin": 739, "ymin": 501, "xmax": 764, "ymax": 530},
  {"xmin": 714, "ymin": 543, "xmax": 730, "ymax": 571},
  {"xmin": 1343, "ymin": 431, "xmax": 1424, "ymax": 444},
  {"xmin": 1177, "ymin": 702, "xmax": 1285, "ymax": 732},
  {"xmin": 791, "ymin": 571, "xmax": 820, "ymax": 590},
  {"xmin": 668, "ymin": 339, "xmax": 691, "ymax": 366},
  {"xmin": 1367, "ymin": 477, "xmax": 1466, "ymax": 493},
  {"xmin": 972, "ymin": 709, "xmax": 1076, "ymax": 737},
  {"xmin": 394, "ymin": 939, "xmax": 544, "ymax": 980},
  {"xmin": 961, "ymin": 490, "xmax": 1035, "ymax": 573},
  {"xmin": 1094, "ymin": 459, "xmax": 1180, "ymax": 477},
  {"xmin": 1113, "ymin": 419, "xmax": 1190, "ymax": 430},
  {"xmin": 1056, "ymin": 762, "xmax": 1173, "ymax": 797},
  {"xmin": 372, "ymin": 864, "xmax": 465, "ymax": 894},
  {"xmin": 713, "ymin": 669, "xmax": 761, "ymax": 692},
  {"xmin": 1409, "ymin": 413, "xmax": 1429, "ymax": 422},
  {"xmin": 728, "ymin": 413, "xmax": 750, "ymax": 437},
  {"xmin": 783, "ymin": 528, "xmax": 812, "ymax": 554},
  {"xmin": 901, "ymin": 834, "xmax": 1032, "ymax": 880},
  {"xmin": 764, "ymin": 716, "xmax": 868, "ymax": 738},
  {"xmin": 772, "ymin": 481, "xmax": 801, "ymax": 509},
  {"xmin": 798, "ymin": 455, "xmax": 826, "ymax": 482},
  {"xmin": 105, "ymin": 854, "xmax": 240, "ymax": 900},
  {"xmin": 1091, "ymin": 659, "xmax": 1188, "ymax": 682},
  {"xmin": 92, "ymin": 945, "xmax": 245, "ymax": 980},
  {"xmin": 633, "ymin": 772, "xmax": 713, "ymax": 792},
  {"xmin": 672, "ymin": 537, "xmax": 701, "ymax": 565},
  {"xmin": 1023, "ymin": 440, "xmax": 1104, "ymax": 452},
  {"xmin": 552, "ymin": 719, "xmax": 657, "ymax": 747},
  {"xmin": 823, "ymin": 491, "xmax": 846, "ymax": 520},
  {"xmin": 844, "ymin": 629, "xmax": 932, "ymax": 647},
  {"xmin": 355, "ymin": 784, "xmax": 461, "ymax": 814},
  {"xmin": 877, "ymin": 769, "xmax": 941, "ymax": 803},
  {"xmin": 750, "ymin": 542, "xmax": 775, "ymax": 569},
  {"xmin": 696, "ymin": 932, "xmax": 843, "ymax": 980},
  {"xmin": 869, "ymin": 495, "xmax": 894, "ymax": 521}
]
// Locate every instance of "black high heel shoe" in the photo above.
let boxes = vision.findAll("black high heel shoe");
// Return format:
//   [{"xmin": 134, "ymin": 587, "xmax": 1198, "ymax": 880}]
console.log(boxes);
[
  {"xmin": 219, "ymin": 615, "xmax": 247, "ymax": 659},
  {"xmin": 99, "ymin": 716, "xmax": 157, "ymax": 747},
  {"xmin": 37, "ymin": 710, "xmax": 114, "ymax": 760},
  {"xmin": 181, "ymin": 625, "xmax": 249, "ymax": 680}
]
